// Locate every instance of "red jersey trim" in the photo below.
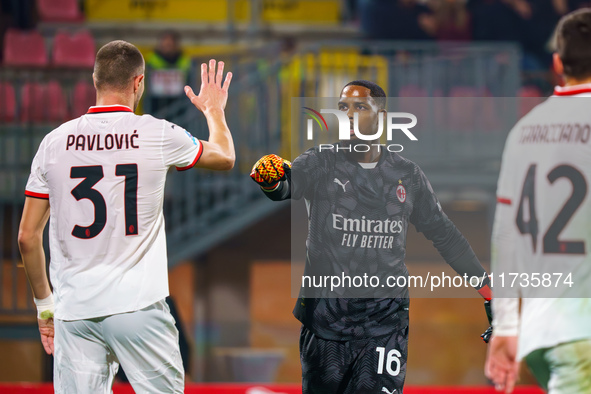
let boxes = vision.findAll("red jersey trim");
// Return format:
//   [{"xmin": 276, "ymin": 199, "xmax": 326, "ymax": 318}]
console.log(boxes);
[
  {"xmin": 497, "ymin": 197, "xmax": 512, "ymax": 205},
  {"xmin": 553, "ymin": 84, "xmax": 591, "ymax": 96},
  {"xmin": 87, "ymin": 105, "xmax": 133, "ymax": 114},
  {"xmin": 25, "ymin": 190, "xmax": 49, "ymax": 199},
  {"xmin": 478, "ymin": 284, "xmax": 493, "ymax": 301},
  {"xmin": 176, "ymin": 141, "xmax": 204, "ymax": 171}
]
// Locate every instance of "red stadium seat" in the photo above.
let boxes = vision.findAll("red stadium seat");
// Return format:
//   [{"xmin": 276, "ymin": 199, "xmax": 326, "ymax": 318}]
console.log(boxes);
[
  {"xmin": 448, "ymin": 86, "xmax": 490, "ymax": 97},
  {"xmin": 47, "ymin": 81, "xmax": 69, "ymax": 122},
  {"xmin": 21, "ymin": 81, "xmax": 69, "ymax": 123},
  {"xmin": 20, "ymin": 82, "xmax": 46, "ymax": 122},
  {"xmin": 0, "ymin": 82, "xmax": 17, "ymax": 122},
  {"xmin": 518, "ymin": 85, "xmax": 545, "ymax": 117},
  {"xmin": 398, "ymin": 85, "xmax": 428, "ymax": 97},
  {"xmin": 52, "ymin": 30, "xmax": 96, "ymax": 68},
  {"xmin": 447, "ymin": 86, "xmax": 499, "ymax": 132},
  {"xmin": 37, "ymin": 0, "xmax": 83, "ymax": 22},
  {"xmin": 2, "ymin": 29, "xmax": 48, "ymax": 67},
  {"xmin": 398, "ymin": 85, "xmax": 429, "ymax": 130},
  {"xmin": 72, "ymin": 80, "xmax": 96, "ymax": 117}
]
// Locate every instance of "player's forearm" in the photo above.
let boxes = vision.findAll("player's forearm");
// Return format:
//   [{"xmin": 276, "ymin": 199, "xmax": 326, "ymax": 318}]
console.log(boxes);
[
  {"xmin": 203, "ymin": 108, "xmax": 235, "ymax": 169},
  {"xmin": 18, "ymin": 234, "xmax": 51, "ymax": 299},
  {"xmin": 424, "ymin": 219, "xmax": 491, "ymax": 298}
]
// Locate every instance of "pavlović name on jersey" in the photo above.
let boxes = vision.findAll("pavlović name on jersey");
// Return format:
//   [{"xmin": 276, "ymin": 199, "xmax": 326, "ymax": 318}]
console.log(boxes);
[
  {"xmin": 519, "ymin": 123, "xmax": 590, "ymax": 144},
  {"xmin": 66, "ymin": 130, "xmax": 139, "ymax": 151},
  {"xmin": 332, "ymin": 213, "xmax": 402, "ymax": 249}
]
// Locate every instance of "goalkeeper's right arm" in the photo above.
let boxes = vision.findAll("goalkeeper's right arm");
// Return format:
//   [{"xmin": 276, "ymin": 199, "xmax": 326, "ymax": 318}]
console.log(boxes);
[{"xmin": 250, "ymin": 154, "xmax": 291, "ymax": 201}]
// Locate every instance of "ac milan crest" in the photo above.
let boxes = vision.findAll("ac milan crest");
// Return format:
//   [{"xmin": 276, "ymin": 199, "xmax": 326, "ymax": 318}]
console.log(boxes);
[{"xmin": 396, "ymin": 184, "xmax": 406, "ymax": 203}]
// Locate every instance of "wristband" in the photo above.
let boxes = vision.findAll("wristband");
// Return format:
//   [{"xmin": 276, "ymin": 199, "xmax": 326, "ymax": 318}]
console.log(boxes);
[
  {"xmin": 492, "ymin": 297, "xmax": 519, "ymax": 336},
  {"xmin": 262, "ymin": 182, "xmax": 280, "ymax": 192},
  {"xmin": 34, "ymin": 294, "xmax": 55, "ymax": 320}
]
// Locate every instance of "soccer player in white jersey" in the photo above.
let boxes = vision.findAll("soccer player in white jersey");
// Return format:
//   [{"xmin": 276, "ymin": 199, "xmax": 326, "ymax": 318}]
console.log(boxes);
[
  {"xmin": 485, "ymin": 9, "xmax": 591, "ymax": 394},
  {"xmin": 17, "ymin": 40, "xmax": 234, "ymax": 393}
]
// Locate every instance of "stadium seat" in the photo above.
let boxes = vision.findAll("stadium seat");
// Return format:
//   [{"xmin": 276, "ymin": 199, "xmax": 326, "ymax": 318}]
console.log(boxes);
[
  {"xmin": 21, "ymin": 81, "xmax": 69, "ymax": 123},
  {"xmin": 47, "ymin": 81, "xmax": 69, "ymax": 122},
  {"xmin": 398, "ymin": 85, "xmax": 428, "ymax": 97},
  {"xmin": 20, "ymin": 82, "xmax": 46, "ymax": 122},
  {"xmin": 518, "ymin": 85, "xmax": 545, "ymax": 117},
  {"xmin": 398, "ymin": 85, "xmax": 430, "ymax": 131},
  {"xmin": 72, "ymin": 80, "xmax": 96, "ymax": 117},
  {"xmin": 448, "ymin": 86, "xmax": 490, "ymax": 98},
  {"xmin": 37, "ymin": 0, "xmax": 83, "ymax": 22},
  {"xmin": 447, "ymin": 86, "xmax": 499, "ymax": 132},
  {"xmin": 0, "ymin": 82, "xmax": 17, "ymax": 122},
  {"xmin": 2, "ymin": 29, "xmax": 48, "ymax": 67},
  {"xmin": 52, "ymin": 30, "xmax": 96, "ymax": 68}
]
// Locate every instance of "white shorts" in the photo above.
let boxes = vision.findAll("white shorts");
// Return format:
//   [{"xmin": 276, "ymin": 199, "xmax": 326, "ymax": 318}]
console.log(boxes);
[
  {"xmin": 525, "ymin": 338, "xmax": 591, "ymax": 394},
  {"xmin": 54, "ymin": 299, "xmax": 184, "ymax": 393}
]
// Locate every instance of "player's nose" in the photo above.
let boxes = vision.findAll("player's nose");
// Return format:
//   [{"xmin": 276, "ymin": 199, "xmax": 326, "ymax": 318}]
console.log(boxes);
[{"xmin": 347, "ymin": 108, "xmax": 355, "ymax": 121}]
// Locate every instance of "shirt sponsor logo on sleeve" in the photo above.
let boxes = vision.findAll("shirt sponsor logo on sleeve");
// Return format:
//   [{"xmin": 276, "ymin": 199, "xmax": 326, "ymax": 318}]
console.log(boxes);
[{"xmin": 184, "ymin": 130, "xmax": 199, "ymax": 146}]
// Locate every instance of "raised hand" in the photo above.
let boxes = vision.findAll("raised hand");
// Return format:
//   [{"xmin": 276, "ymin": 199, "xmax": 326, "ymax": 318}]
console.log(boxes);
[
  {"xmin": 184, "ymin": 59, "xmax": 232, "ymax": 114},
  {"xmin": 250, "ymin": 154, "xmax": 291, "ymax": 190}
]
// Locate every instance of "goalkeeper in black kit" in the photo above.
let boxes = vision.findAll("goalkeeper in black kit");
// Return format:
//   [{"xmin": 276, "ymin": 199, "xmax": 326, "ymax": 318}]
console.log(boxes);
[{"xmin": 251, "ymin": 80, "xmax": 493, "ymax": 394}]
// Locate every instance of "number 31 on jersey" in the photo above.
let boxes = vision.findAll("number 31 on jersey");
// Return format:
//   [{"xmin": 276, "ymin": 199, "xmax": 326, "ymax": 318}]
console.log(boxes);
[{"xmin": 70, "ymin": 164, "xmax": 138, "ymax": 239}]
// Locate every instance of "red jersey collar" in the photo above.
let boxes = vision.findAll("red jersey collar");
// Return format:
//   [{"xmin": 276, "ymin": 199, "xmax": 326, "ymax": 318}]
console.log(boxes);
[
  {"xmin": 553, "ymin": 83, "xmax": 591, "ymax": 96},
  {"xmin": 87, "ymin": 105, "xmax": 133, "ymax": 114}
]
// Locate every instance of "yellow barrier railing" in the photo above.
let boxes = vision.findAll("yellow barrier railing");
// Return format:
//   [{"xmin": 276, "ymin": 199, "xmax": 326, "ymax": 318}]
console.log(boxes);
[{"xmin": 84, "ymin": 0, "xmax": 340, "ymax": 23}]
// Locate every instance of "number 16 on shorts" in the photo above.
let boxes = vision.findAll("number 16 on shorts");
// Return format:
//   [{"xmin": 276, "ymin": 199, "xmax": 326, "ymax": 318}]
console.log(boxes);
[{"xmin": 376, "ymin": 346, "xmax": 401, "ymax": 376}]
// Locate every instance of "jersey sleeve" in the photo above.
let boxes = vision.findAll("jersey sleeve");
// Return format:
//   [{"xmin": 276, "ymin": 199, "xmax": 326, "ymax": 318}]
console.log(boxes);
[
  {"xmin": 161, "ymin": 121, "xmax": 203, "ymax": 171},
  {"xmin": 25, "ymin": 137, "xmax": 50, "ymax": 199},
  {"xmin": 409, "ymin": 165, "xmax": 447, "ymax": 233},
  {"xmin": 491, "ymin": 133, "xmax": 519, "ymax": 284},
  {"xmin": 491, "ymin": 132, "xmax": 520, "ymax": 333},
  {"xmin": 290, "ymin": 147, "xmax": 326, "ymax": 201}
]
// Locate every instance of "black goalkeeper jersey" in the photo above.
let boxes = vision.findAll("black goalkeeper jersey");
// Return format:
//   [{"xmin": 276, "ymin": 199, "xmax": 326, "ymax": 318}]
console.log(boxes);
[
  {"xmin": 262, "ymin": 144, "xmax": 488, "ymax": 341},
  {"xmin": 290, "ymin": 145, "xmax": 447, "ymax": 341}
]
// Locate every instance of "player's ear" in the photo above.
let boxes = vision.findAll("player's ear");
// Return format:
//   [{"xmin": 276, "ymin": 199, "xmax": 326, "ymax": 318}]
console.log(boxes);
[
  {"xmin": 553, "ymin": 53, "xmax": 564, "ymax": 76},
  {"xmin": 134, "ymin": 74, "xmax": 144, "ymax": 93},
  {"xmin": 92, "ymin": 73, "xmax": 97, "ymax": 90}
]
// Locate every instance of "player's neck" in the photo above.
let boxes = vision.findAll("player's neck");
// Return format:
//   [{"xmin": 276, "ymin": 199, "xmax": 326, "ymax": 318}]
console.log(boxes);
[
  {"xmin": 95, "ymin": 92, "xmax": 135, "ymax": 110},
  {"xmin": 563, "ymin": 76, "xmax": 591, "ymax": 87},
  {"xmin": 347, "ymin": 141, "xmax": 382, "ymax": 163}
]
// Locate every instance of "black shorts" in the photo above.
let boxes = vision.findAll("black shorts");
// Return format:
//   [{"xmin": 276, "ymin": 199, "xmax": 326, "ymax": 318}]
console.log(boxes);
[{"xmin": 300, "ymin": 321, "xmax": 409, "ymax": 394}]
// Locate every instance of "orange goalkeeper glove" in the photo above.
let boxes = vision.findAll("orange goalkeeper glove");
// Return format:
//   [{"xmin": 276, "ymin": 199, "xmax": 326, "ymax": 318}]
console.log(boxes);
[{"xmin": 250, "ymin": 154, "xmax": 291, "ymax": 190}]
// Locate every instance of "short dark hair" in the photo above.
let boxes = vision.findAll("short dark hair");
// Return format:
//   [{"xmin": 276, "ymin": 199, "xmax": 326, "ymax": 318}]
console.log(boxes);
[
  {"xmin": 94, "ymin": 40, "xmax": 145, "ymax": 91},
  {"xmin": 342, "ymin": 80, "xmax": 387, "ymax": 109},
  {"xmin": 556, "ymin": 9, "xmax": 591, "ymax": 80}
]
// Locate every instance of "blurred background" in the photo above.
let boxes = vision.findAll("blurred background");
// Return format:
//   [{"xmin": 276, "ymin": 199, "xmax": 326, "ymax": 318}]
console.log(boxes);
[{"xmin": 0, "ymin": 0, "xmax": 581, "ymax": 391}]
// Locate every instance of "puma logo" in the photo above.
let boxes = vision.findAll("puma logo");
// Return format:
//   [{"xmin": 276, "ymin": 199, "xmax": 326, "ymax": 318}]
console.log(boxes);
[
  {"xmin": 334, "ymin": 178, "xmax": 350, "ymax": 192},
  {"xmin": 381, "ymin": 388, "xmax": 396, "ymax": 394}
]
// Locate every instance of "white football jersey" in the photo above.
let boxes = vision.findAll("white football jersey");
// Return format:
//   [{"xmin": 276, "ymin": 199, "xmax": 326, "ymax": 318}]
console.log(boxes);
[
  {"xmin": 25, "ymin": 105, "xmax": 203, "ymax": 320},
  {"xmin": 492, "ymin": 84, "xmax": 591, "ymax": 359}
]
